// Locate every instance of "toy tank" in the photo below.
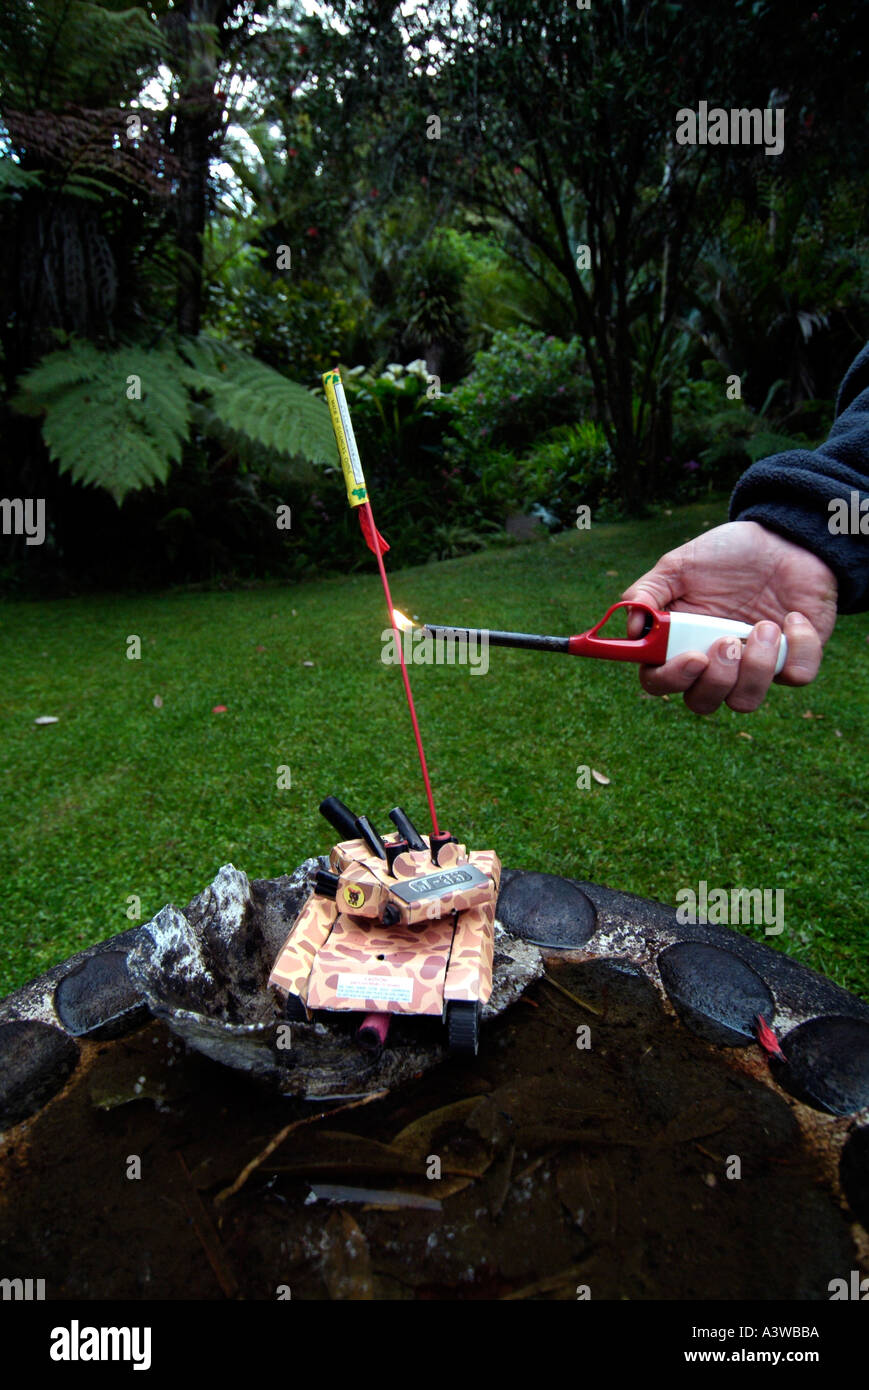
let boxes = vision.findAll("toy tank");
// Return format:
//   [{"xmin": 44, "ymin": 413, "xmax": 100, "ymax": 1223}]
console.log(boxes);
[{"xmin": 269, "ymin": 796, "xmax": 501, "ymax": 1055}]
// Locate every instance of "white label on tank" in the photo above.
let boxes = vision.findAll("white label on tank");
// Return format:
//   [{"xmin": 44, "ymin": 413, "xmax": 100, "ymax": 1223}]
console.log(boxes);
[{"xmin": 336, "ymin": 973, "xmax": 413, "ymax": 1003}]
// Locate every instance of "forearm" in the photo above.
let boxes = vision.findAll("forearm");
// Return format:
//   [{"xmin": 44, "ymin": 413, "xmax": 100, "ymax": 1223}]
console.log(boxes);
[{"xmin": 729, "ymin": 343, "xmax": 869, "ymax": 614}]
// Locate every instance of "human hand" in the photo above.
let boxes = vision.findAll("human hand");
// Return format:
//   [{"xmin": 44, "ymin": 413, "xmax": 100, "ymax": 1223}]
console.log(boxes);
[{"xmin": 620, "ymin": 520, "xmax": 838, "ymax": 714}]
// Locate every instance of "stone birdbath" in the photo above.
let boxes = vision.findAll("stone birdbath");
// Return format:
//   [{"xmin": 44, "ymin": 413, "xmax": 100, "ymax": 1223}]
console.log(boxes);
[{"xmin": 1, "ymin": 857, "xmax": 868, "ymax": 1300}]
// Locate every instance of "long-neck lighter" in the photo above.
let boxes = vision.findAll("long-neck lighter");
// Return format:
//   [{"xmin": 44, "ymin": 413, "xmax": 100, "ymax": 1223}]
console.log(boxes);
[{"xmin": 426, "ymin": 600, "xmax": 788, "ymax": 673}]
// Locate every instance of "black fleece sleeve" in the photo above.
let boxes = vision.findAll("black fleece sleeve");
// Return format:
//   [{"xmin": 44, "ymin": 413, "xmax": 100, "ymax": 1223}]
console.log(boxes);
[{"xmin": 728, "ymin": 342, "xmax": 869, "ymax": 613}]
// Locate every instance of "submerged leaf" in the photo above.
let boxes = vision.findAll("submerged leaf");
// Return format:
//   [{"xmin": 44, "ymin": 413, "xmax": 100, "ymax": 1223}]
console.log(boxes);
[{"xmin": 390, "ymin": 1095, "xmax": 495, "ymax": 1176}]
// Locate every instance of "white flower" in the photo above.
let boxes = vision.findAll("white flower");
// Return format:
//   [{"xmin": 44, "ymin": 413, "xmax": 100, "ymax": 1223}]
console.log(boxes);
[
  {"xmin": 386, "ymin": 362, "xmax": 404, "ymax": 375},
  {"xmin": 406, "ymin": 358, "xmax": 429, "ymax": 377}
]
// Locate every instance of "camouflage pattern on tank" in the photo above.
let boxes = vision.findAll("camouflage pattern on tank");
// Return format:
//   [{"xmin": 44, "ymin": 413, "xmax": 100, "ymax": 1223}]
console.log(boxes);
[
  {"xmin": 306, "ymin": 914, "xmax": 457, "ymax": 1015},
  {"xmin": 443, "ymin": 899, "xmax": 496, "ymax": 1003},
  {"xmin": 268, "ymin": 894, "xmax": 338, "ymax": 999},
  {"xmin": 326, "ymin": 835, "xmax": 495, "ymax": 927},
  {"xmin": 268, "ymin": 830, "xmax": 502, "ymax": 1022}
]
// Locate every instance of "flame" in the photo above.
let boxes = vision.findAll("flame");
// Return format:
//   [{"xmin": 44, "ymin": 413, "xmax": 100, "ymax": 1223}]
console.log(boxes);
[{"xmin": 391, "ymin": 608, "xmax": 416, "ymax": 632}]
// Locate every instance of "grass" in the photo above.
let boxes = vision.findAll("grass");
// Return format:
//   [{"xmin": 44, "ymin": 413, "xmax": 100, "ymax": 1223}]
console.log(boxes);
[{"xmin": 1, "ymin": 500, "xmax": 867, "ymax": 1000}]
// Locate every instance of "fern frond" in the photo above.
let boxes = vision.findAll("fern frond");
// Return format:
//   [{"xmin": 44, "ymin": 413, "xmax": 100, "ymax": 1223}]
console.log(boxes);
[
  {"xmin": 13, "ymin": 340, "xmax": 106, "ymax": 397},
  {"xmin": 179, "ymin": 337, "xmax": 337, "ymax": 465},
  {"xmin": 13, "ymin": 335, "xmax": 336, "ymax": 502},
  {"xmin": 64, "ymin": 172, "xmax": 124, "ymax": 202},
  {"xmin": 1, "ymin": 1, "xmax": 164, "ymax": 112},
  {"xmin": 13, "ymin": 340, "xmax": 189, "ymax": 502},
  {"xmin": 0, "ymin": 158, "xmax": 43, "ymax": 197}
]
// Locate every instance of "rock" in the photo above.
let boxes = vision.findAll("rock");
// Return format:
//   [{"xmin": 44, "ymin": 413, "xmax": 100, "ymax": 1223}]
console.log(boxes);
[
  {"xmin": 776, "ymin": 1016, "xmax": 869, "ymax": 1116},
  {"xmin": 0, "ymin": 1021, "xmax": 79, "ymax": 1128},
  {"xmin": 128, "ymin": 902, "xmax": 221, "ymax": 1015},
  {"xmin": 505, "ymin": 512, "xmax": 545, "ymax": 541},
  {"xmin": 54, "ymin": 950, "xmax": 149, "ymax": 1039},
  {"xmin": 657, "ymin": 941, "xmax": 775, "ymax": 1046},
  {"xmin": 497, "ymin": 870, "xmax": 597, "ymax": 947}
]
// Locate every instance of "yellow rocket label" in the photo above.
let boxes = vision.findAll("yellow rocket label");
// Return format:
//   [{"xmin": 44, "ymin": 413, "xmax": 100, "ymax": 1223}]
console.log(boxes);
[{"xmin": 322, "ymin": 369, "xmax": 367, "ymax": 508}]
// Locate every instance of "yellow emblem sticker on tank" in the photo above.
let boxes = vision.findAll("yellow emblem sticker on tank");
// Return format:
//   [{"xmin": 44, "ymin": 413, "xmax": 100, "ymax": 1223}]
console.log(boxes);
[{"xmin": 343, "ymin": 883, "xmax": 366, "ymax": 909}]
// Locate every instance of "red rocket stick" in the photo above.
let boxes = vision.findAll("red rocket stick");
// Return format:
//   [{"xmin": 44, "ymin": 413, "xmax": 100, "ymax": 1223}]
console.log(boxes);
[{"xmin": 322, "ymin": 369, "xmax": 440, "ymax": 834}]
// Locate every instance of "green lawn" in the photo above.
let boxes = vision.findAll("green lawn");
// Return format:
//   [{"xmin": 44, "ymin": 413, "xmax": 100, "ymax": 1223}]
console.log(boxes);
[{"xmin": 2, "ymin": 500, "xmax": 867, "ymax": 1000}]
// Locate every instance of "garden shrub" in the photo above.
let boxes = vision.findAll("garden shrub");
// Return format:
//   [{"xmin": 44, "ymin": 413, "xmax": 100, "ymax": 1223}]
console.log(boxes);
[
  {"xmin": 443, "ymin": 327, "xmax": 589, "ymax": 467},
  {"xmin": 670, "ymin": 366, "xmax": 822, "ymax": 499},
  {"xmin": 519, "ymin": 419, "xmax": 614, "ymax": 524}
]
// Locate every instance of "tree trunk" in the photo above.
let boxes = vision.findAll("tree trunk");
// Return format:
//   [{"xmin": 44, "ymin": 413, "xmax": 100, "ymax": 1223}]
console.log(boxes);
[{"xmin": 174, "ymin": 0, "xmax": 222, "ymax": 336}]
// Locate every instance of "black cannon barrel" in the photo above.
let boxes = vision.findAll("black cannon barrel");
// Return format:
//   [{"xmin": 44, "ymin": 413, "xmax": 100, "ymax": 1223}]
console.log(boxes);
[
  {"xmin": 313, "ymin": 869, "xmax": 340, "ymax": 899},
  {"xmin": 319, "ymin": 795, "xmax": 360, "ymax": 840},
  {"xmin": 388, "ymin": 806, "xmax": 427, "ymax": 851},
  {"xmin": 384, "ymin": 838, "xmax": 410, "ymax": 873},
  {"xmin": 354, "ymin": 815, "xmax": 387, "ymax": 860}
]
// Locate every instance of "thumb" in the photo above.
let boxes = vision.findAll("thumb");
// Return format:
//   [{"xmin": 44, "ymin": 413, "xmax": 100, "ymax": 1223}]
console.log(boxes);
[
  {"xmin": 621, "ymin": 556, "xmax": 686, "ymax": 638},
  {"xmin": 621, "ymin": 553, "xmax": 686, "ymax": 611}
]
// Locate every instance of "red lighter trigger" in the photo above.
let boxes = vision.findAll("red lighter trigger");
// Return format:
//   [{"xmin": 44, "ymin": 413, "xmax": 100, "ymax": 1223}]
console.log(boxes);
[{"xmin": 566, "ymin": 601, "xmax": 671, "ymax": 663}]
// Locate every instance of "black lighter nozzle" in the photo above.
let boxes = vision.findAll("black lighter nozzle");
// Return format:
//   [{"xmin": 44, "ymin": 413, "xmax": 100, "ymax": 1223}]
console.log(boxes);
[
  {"xmin": 388, "ymin": 806, "xmax": 426, "ymax": 852},
  {"xmin": 355, "ymin": 815, "xmax": 387, "ymax": 860},
  {"xmin": 319, "ymin": 795, "xmax": 360, "ymax": 841}
]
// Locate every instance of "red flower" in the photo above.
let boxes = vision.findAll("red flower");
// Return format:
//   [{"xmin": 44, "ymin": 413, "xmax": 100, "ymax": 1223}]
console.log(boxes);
[
  {"xmin": 288, "ymin": 147, "xmax": 298, "ymax": 157},
  {"xmin": 306, "ymin": 226, "xmax": 318, "ymax": 237}
]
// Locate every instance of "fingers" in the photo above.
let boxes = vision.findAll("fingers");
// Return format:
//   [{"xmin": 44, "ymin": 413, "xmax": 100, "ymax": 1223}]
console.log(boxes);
[
  {"xmin": 639, "ymin": 651, "xmax": 709, "ymax": 697},
  {"xmin": 642, "ymin": 640, "xmax": 744, "ymax": 714},
  {"xmin": 683, "ymin": 639, "xmax": 743, "ymax": 714},
  {"xmin": 724, "ymin": 621, "xmax": 782, "ymax": 712},
  {"xmin": 777, "ymin": 611, "xmax": 824, "ymax": 687},
  {"xmin": 639, "ymin": 620, "xmax": 793, "ymax": 715}
]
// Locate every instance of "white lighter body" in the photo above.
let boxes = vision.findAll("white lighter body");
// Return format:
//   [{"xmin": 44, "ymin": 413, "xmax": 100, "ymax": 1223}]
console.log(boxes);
[{"xmin": 666, "ymin": 611, "xmax": 788, "ymax": 674}]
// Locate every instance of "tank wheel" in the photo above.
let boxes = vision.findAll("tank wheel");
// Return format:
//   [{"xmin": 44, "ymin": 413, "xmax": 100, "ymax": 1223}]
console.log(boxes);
[
  {"xmin": 284, "ymin": 992, "xmax": 309, "ymax": 1022},
  {"xmin": 447, "ymin": 1000, "xmax": 480, "ymax": 1056}
]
